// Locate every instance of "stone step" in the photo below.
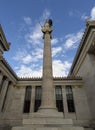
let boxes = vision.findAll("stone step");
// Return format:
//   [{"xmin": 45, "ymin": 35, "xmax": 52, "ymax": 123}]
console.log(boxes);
[
  {"xmin": 12, "ymin": 126, "xmax": 84, "ymax": 130},
  {"xmin": 23, "ymin": 118, "xmax": 73, "ymax": 125},
  {"xmin": 84, "ymin": 128, "xmax": 93, "ymax": 130}
]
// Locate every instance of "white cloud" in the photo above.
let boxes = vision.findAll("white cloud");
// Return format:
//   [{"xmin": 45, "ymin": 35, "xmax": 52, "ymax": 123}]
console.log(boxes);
[
  {"xmin": 13, "ymin": 49, "xmax": 27, "ymax": 61},
  {"xmin": 16, "ymin": 60, "xmax": 71, "ymax": 77},
  {"xmin": 53, "ymin": 60, "xmax": 72, "ymax": 77},
  {"xmin": 52, "ymin": 47, "xmax": 62, "ymax": 57},
  {"xmin": 22, "ymin": 54, "xmax": 32, "ymax": 64},
  {"xmin": 13, "ymin": 47, "xmax": 43, "ymax": 64},
  {"xmin": 81, "ymin": 13, "xmax": 88, "ymax": 21},
  {"xmin": 13, "ymin": 51, "xmax": 33, "ymax": 64},
  {"xmin": 64, "ymin": 30, "xmax": 83, "ymax": 49},
  {"xmin": 32, "ymin": 48, "xmax": 43, "ymax": 61},
  {"xmin": 90, "ymin": 6, "xmax": 95, "ymax": 20},
  {"xmin": 51, "ymin": 38, "xmax": 58, "ymax": 45},
  {"xmin": 16, "ymin": 65, "xmax": 42, "ymax": 77},
  {"xmin": 25, "ymin": 9, "xmax": 51, "ymax": 45},
  {"xmin": 81, "ymin": 6, "xmax": 95, "ymax": 21},
  {"xmin": 42, "ymin": 9, "xmax": 51, "ymax": 21},
  {"xmin": 25, "ymin": 23, "xmax": 42, "ymax": 44},
  {"xmin": 23, "ymin": 17, "xmax": 32, "ymax": 25}
]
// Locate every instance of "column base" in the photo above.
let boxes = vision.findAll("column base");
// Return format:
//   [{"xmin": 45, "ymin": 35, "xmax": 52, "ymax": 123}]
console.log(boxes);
[
  {"xmin": 38, "ymin": 106, "xmax": 58, "ymax": 115},
  {"xmin": 12, "ymin": 113, "xmax": 85, "ymax": 130},
  {"xmin": 12, "ymin": 112, "xmax": 86, "ymax": 130},
  {"xmin": 22, "ymin": 112, "xmax": 73, "ymax": 125}
]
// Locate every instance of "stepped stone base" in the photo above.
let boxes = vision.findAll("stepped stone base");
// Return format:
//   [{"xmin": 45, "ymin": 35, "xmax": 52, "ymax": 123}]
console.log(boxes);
[
  {"xmin": 23, "ymin": 113, "xmax": 72, "ymax": 125},
  {"xmin": 12, "ymin": 126, "xmax": 84, "ymax": 130},
  {"xmin": 12, "ymin": 113, "xmax": 85, "ymax": 130},
  {"xmin": 22, "ymin": 112, "xmax": 73, "ymax": 125}
]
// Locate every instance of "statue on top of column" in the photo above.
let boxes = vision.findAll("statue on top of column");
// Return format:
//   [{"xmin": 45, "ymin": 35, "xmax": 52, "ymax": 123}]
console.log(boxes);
[
  {"xmin": 44, "ymin": 19, "xmax": 53, "ymax": 27},
  {"xmin": 42, "ymin": 19, "xmax": 53, "ymax": 38}
]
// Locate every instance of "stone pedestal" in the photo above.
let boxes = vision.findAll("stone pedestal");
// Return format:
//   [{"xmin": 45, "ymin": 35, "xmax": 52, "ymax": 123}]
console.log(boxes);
[
  {"xmin": 12, "ymin": 116, "xmax": 84, "ymax": 130},
  {"xmin": 12, "ymin": 113, "xmax": 84, "ymax": 130}
]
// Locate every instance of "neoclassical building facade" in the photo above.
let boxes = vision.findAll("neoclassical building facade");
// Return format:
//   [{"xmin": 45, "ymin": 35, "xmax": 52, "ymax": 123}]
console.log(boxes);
[{"xmin": 0, "ymin": 20, "xmax": 95, "ymax": 130}]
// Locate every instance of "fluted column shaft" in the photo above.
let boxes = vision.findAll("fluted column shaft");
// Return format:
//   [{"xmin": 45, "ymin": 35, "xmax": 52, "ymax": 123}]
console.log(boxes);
[
  {"xmin": 0, "ymin": 78, "xmax": 9, "ymax": 111},
  {"xmin": 0, "ymin": 73, "xmax": 3, "ymax": 84},
  {"xmin": 39, "ymin": 20, "xmax": 56, "ymax": 111}
]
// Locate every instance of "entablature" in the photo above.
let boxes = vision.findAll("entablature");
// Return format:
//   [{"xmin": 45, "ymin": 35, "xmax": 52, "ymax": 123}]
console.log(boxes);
[{"xmin": 16, "ymin": 77, "xmax": 83, "ymax": 88}]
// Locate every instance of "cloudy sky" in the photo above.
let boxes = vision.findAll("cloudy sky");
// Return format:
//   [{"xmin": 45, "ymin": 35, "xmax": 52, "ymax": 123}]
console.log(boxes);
[{"xmin": 0, "ymin": 0, "xmax": 95, "ymax": 77}]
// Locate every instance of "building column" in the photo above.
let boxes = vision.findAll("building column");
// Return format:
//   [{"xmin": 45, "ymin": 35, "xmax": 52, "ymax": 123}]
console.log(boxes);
[
  {"xmin": 62, "ymin": 86, "xmax": 68, "ymax": 118},
  {"xmin": 4, "ymin": 82, "xmax": 13, "ymax": 113},
  {"xmin": 0, "ymin": 77, "xmax": 9, "ymax": 112},
  {"xmin": 0, "ymin": 72, "xmax": 3, "ymax": 84},
  {"xmin": 30, "ymin": 85, "xmax": 35, "ymax": 113},
  {"xmin": 2, "ymin": 82, "xmax": 13, "ymax": 113},
  {"xmin": 39, "ymin": 20, "xmax": 57, "ymax": 113}
]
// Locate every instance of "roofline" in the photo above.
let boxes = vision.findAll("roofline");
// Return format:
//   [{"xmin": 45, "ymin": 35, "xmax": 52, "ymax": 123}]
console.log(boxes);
[
  {"xmin": 2, "ymin": 57, "xmax": 18, "ymax": 80},
  {"xmin": 0, "ymin": 24, "xmax": 10, "ymax": 51},
  {"xmin": 69, "ymin": 20, "xmax": 95, "ymax": 75},
  {"xmin": 18, "ymin": 76, "xmax": 82, "ymax": 81},
  {"xmin": 1, "ymin": 57, "xmax": 82, "ymax": 81}
]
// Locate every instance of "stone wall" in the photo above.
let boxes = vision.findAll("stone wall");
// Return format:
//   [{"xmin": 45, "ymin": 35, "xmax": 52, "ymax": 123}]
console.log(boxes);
[
  {"xmin": 76, "ymin": 53, "xmax": 95, "ymax": 121},
  {"xmin": 0, "ymin": 79, "xmax": 91, "ymax": 127}
]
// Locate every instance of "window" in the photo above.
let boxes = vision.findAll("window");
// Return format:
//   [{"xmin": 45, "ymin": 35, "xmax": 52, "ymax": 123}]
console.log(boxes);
[
  {"xmin": 55, "ymin": 86, "xmax": 64, "ymax": 112},
  {"xmin": 66, "ymin": 86, "xmax": 75, "ymax": 112},
  {"xmin": 34, "ymin": 86, "xmax": 42, "ymax": 112},
  {"xmin": 23, "ymin": 86, "xmax": 32, "ymax": 113}
]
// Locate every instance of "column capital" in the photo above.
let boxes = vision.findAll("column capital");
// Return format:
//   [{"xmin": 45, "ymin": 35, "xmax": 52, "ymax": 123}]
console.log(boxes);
[
  {"xmin": 0, "ymin": 54, "xmax": 3, "ymax": 60},
  {"xmin": 5, "ymin": 77, "xmax": 10, "ymax": 81},
  {"xmin": 42, "ymin": 19, "xmax": 53, "ymax": 39},
  {"xmin": 0, "ymin": 71, "xmax": 5, "ymax": 76},
  {"xmin": 9, "ymin": 81, "xmax": 14, "ymax": 86}
]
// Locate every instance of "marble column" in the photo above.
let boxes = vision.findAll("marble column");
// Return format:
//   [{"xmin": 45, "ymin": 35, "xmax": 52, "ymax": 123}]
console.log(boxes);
[
  {"xmin": 62, "ymin": 86, "xmax": 68, "ymax": 118},
  {"xmin": 39, "ymin": 20, "xmax": 57, "ymax": 113},
  {"xmin": 30, "ymin": 85, "xmax": 35, "ymax": 113},
  {"xmin": 0, "ymin": 77, "xmax": 9, "ymax": 112},
  {"xmin": 4, "ymin": 82, "xmax": 13, "ymax": 112},
  {"xmin": 0, "ymin": 72, "xmax": 3, "ymax": 84}
]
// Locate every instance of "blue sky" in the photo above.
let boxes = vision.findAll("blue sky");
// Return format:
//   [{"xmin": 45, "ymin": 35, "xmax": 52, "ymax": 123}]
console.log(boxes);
[{"xmin": 0, "ymin": 0, "xmax": 95, "ymax": 77}]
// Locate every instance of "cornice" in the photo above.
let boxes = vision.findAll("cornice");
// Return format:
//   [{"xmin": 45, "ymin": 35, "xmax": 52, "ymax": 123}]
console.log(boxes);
[
  {"xmin": 1, "ymin": 57, "xmax": 18, "ymax": 81},
  {"xmin": 1, "ymin": 56, "xmax": 83, "ymax": 82},
  {"xmin": 69, "ymin": 20, "xmax": 95, "ymax": 75},
  {"xmin": 0, "ymin": 24, "xmax": 10, "ymax": 51}
]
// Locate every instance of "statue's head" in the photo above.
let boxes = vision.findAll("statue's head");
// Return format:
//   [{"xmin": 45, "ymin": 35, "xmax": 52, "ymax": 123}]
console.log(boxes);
[
  {"xmin": 45, "ymin": 19, "xmax": 53, "ymax": 27},
  {"xmin": 48, "ymin": 19, "xmax": 53, "ymax": 26}
]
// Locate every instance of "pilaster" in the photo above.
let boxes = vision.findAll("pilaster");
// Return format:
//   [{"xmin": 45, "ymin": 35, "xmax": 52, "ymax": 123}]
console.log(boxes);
[
  {"xmin": 4, "ymin": 83, "xmax": 15, "ymax": 113},
  {"xmin": 0, "ymin": 72, "xmax": 3, "ymax": 84},
  {"xmin": 62, "ymin": 86, "xmax": 68, "ymax": 118},
  {"xmin": 0, "ymin": 77, "xmax": 9, "ymax": 112},
  {"xmin": 30, "ymin": 85, "xmax": 35, "ymax": 113}
]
